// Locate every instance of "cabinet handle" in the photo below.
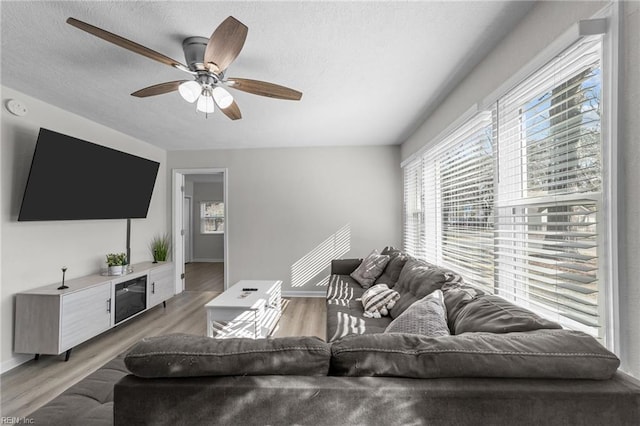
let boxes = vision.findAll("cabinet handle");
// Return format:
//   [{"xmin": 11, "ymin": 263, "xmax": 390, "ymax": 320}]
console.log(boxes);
[
  {"xmin": 152, "ymin": 282, "xmax": 155, "ymax": 294},
  {"xmin": 107, "ymin": 298, "xmax": 111, "ymax": 313}
]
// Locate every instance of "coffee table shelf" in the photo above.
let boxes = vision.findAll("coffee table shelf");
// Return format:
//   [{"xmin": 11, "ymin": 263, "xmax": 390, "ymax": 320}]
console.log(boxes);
[{"xmin": 205, "ymin": 280, "xmax": 282, "ymax": 339}]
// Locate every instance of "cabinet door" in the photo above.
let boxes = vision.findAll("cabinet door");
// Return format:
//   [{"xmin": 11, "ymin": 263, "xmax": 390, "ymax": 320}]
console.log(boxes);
[
  {"xmin": 60, "ymin": 282, "xmax": 112, "ymax": 351},
  {"xmin": 149, "ymin": 264, "xmax": 175, "ymax": 307}
]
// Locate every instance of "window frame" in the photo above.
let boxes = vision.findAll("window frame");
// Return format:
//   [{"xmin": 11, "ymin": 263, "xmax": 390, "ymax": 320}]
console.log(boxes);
[{"xmin": 200, "ymin": 200, "xmax": 225, "ymax": 234}]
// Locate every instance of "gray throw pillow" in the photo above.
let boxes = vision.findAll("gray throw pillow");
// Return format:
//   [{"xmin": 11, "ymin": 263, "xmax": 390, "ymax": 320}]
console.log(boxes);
[
  {"xmin": 385, "ymin": 290, "xmax": 450, "ymax": 337},
  {"xmin": 350, "ymin": 250, "xmax": 390, "ymax": 289},
  {"xmin": 125, "ymin": 334, "xmax": 331, "ymax": 378}
]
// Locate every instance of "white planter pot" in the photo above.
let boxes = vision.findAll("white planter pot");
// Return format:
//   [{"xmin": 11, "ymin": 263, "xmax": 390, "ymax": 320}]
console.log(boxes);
[{"xmin": 108, "ymin": 265, "xmax": 124, "ymax": 276}]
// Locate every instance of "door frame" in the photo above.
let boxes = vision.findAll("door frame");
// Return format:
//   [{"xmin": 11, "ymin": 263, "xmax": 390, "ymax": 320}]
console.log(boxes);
[
  {"xmin": 172, "ymin": 168, "xmax": 229, "ymax": 294},
  {"xmin": 183, "ymin": 195, "xmax": 193, "ymax": 263}
]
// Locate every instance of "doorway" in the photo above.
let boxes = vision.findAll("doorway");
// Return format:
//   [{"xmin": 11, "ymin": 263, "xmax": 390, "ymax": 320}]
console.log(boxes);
[{"xmin": 172, "ymin": 168, "xmax": 228, "ymax": 295}]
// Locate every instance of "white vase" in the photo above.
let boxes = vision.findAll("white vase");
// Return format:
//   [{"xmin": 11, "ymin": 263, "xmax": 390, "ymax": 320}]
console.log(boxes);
[{"xmin": 108, "ymin": 265, "xmax": 123, "ymax": 276}]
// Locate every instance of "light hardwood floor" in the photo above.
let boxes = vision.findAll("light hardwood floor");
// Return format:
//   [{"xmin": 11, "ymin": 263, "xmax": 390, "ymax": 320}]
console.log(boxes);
[
  {"xmin": 185, "ymin": 262, "xmax": 224, "ymax": 292},
  {"xmin": 0, "ymin": 263, "xmax": 326, "ymax": 419}
]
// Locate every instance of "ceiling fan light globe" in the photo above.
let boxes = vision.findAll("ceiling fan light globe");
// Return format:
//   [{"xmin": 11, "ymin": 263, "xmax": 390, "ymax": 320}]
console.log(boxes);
[
  {"xmin": 196, "ymin": 94, "xmax": 215, "ymax": 113},
  {"xmin": 212, "ymin": 86, "xmax": 234, "ymax": 109},
  {"xmin": 179, "ymin": 81, "xmax": 201, "ymax": 103}
]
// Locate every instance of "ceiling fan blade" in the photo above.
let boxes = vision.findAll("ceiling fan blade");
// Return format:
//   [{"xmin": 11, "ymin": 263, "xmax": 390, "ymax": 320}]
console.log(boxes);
[
  {"xmin": 204, "ymin": 16, "xmax": 248, "ymax": 73},
  {"xmin": 226, "ymin": 78, "xmax": 302, "ymax": 101},
  {"xmin": 67, "ymin": 17, "xmax": 187, "ymax": 69},
  {"xmin": 131, "ymin": 80, "xmax": 187, "ymax": 97},
  {"xmin": 219, "ymin": 100, "xmax": 242, "ymax": 120}
]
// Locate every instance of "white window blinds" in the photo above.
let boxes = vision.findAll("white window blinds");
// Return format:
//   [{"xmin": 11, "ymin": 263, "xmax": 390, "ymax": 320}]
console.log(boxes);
[
  {"xmin": 403, "ymin": 158, "xmax": 424, "ymax": 259},
  {"xmin": 402, "ymin": 35, "xmax": 605, "ymax": 338},
  {"xmin": 422, "ymin": 112, "xmax": 495, "ymax": 292},
  {"xmin": 495, "ymin": 37, "xmax": 603, "ymax": 336}
]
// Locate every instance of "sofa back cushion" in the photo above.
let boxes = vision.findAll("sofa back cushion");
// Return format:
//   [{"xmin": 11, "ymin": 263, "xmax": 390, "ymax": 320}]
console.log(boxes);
[
  {"xmin": 125, "ymin": 334, "xmax": 331, "ymax": 378},
  {"xmin": 390, "ymin": 258, "xmax": 448, "ymax": 319},
  {"xmin": 442, "ymin": 284, "xmax": 483, "ymax": 329},
  {"xmin": 330, "ymin": 330, "xmax": 620, "ymax": 380},
  {"xmin": 453, "ymin": 295, "xmax": 562, "ymax": 334},
  {"xmin": 374, "ymin": 254, "xmax": 408, "ymax": 289}
]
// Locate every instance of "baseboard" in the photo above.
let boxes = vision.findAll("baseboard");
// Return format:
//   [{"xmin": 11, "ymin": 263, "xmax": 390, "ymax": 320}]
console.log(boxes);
[
  {"xmin": 1, "ymin": 354, "xmax": 32, "ymax": 374},
  {"xmin": 282, "ymin": 290, "xmax": 326, "ymax": 298},
  {"xmin": 190, "ymin": 258, "xmax": 224, "ymax": 263}
]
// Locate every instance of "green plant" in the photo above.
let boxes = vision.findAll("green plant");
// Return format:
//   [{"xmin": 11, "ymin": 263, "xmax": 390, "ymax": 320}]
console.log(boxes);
[
  {"xmin": 106, "ymin": 252, "xmax": 127, "ymax": 267},
  {"xmin": 149, "ymin": 233, "xmax": 171, "ymax": 262}
]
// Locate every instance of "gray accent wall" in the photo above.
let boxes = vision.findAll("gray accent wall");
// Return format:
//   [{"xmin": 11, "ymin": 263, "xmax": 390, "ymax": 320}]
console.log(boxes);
[
  {"xmin": 401, "ymin": 1, "xmax": 639, "ymax": 379},
  {"xmin": 168, "ymin": 146, "xmax": 402, "ymax": 296},
  {"xmin": 1, "ymin": 86, "xmax": 167, "ymax": 372}
]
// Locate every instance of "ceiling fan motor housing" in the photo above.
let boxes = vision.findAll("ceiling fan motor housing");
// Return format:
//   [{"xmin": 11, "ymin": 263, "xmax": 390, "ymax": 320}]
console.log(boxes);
[{"xmin": 182, "ymin": 37, "xmax": 209, "ymax": 72}]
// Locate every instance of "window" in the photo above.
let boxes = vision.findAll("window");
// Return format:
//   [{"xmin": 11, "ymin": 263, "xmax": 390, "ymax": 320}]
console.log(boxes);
[
  {"xmin": 403, "ymin": 35, "xmax": 607, "ymax": 339},
  {"xmin": 495, "ymin": 37, "xmax": 603, "ymax": 336},
  {"xmin": 200, "ymin": 201, "xmax": 224, "ymax": 234}
]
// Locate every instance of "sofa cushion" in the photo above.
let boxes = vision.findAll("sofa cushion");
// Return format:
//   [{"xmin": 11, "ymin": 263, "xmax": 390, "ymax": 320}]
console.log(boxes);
[
  {"xmin": 442, "ymin": 284, "xmax": 483, "ymax": 329},
  {"xmin": 125, "ymin": 334, "xmax": 331, "ymax": 378},
  {"xmin": 374, "ymin": 251, "xmax": 408, "ymax": 288},
  {"xmin": 330, "ymin": 330, "xmax": 620, "ymax": 380},
  {"xmin": 385, "ymin": 289, "xmax": 450, "ymax": 337},
  {"xmin": 390, "ymin": 258, "xmax": 448, "ymax": 319},
  {"xmin": 453, "ymin": 295, "xmax": 562, "ymax": 334},
  {"xmin": 327, "ymin": 299, "xmax": 392, "ymax": 342},
  {"xmin": 350, "ymin": 250, "xmax": 390, "ymax": 289},
  {"xmin": 326, "ymin": 274, "xmax": 366, "ymax": 302}
]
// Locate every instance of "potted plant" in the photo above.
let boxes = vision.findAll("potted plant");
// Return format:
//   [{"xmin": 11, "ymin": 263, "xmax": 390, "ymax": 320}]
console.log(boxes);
[
  {"xmin": 149, "ymin": 233, "xmax": 171, "ymax": 263},
  {"xmin": 106, "ymin": 252, "xmax": 127, "ymax": 275}
]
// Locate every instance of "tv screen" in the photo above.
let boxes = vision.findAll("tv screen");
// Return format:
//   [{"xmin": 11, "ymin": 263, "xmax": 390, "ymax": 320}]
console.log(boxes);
[{"xmin": 18, "ymin": 128, "xmax": 160, "ymax": 221}]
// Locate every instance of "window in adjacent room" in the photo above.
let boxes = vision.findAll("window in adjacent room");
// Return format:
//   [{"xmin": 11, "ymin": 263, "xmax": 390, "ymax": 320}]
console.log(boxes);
[{"xmin": 200, "ymin": 201, "xmax": 224, "ymax": 234}]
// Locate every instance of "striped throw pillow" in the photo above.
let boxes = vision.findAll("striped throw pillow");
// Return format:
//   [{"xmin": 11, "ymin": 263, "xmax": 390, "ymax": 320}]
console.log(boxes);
[{"xmin": 361, "ymin": 284, "xmax": 400, "ymax": 318}]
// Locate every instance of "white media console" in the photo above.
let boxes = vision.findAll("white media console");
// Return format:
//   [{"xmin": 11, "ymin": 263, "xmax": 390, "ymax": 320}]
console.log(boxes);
[{"xmin": 14, "ymin": 261, "xmax": 174, "ymax": 361}]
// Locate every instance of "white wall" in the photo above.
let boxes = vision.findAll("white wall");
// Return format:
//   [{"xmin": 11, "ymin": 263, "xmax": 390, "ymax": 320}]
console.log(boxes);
[
  {"xmin": 1, "ymin": 86, "xmax": 167, "ymax": 372},
  {"xmin": 168, "ymin": 145, "xmax": 402, "ymax": 296},
  {"xmin": 618, "ymin": 0, "xmax": 640, "ymax": 380},
  {"xmin": 401, "ymin": 1, "xmax": 639, "ymax": 379},
  {"xmin": 192, "ymin": 182, "xmax": 225, "ymax": 261}
]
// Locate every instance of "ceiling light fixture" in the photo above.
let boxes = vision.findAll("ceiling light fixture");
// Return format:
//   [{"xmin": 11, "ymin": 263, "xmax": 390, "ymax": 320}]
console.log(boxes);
[
  {"xmin": 178, "ymin": 81, "xmax": 201, "ymax": 103},
  {"xmin": 196, "ymin": 88, "xmax": 216, "ymax": 114}
]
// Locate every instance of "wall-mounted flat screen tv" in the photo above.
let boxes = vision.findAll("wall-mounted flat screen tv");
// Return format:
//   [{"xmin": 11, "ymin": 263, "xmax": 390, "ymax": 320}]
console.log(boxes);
[{"xmin": 18, "ymin": 128, "xmax": 160, "ymax": 221}]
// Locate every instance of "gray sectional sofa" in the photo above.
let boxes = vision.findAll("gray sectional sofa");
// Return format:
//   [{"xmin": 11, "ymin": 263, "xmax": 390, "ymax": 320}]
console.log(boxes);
[{"xmin": 29, "ymin": 248, "xmax": 640, "ymax": 425}]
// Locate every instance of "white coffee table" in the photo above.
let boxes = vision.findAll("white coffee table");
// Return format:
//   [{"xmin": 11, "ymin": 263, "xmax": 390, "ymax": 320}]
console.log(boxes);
[{"xmin": 205, "ymin": 280, "xmax": 282, "ymax": 339}]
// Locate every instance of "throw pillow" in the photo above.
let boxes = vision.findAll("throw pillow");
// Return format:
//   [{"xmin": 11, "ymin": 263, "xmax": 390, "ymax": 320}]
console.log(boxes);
[
  {"xmin": 361, "ymin": 284, "xmax": 400, "ymax": 318},
  {"xmin": 385, "ymin": 289, "xmax": 450, "ymax": 337},
  {"xmin": 125, "ymin": 334, "xmax": 331, "ymax": 378},
  {"xmin": 350, "ymin": 250, "xmax": 390, "ymax": 289}
]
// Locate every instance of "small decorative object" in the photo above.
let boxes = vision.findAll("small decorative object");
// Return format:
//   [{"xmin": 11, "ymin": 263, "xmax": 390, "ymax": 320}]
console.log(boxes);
[
  {"xmin": 149, "ymin": 233, "xmax": 171, "ymax": 263},
  {"xmin": 106, "ymin": 253, "xmax": 127, "ymax": 275},
  {"xmin": 57, "ymin": 266, "xmax": 69, "ymax": 290}
]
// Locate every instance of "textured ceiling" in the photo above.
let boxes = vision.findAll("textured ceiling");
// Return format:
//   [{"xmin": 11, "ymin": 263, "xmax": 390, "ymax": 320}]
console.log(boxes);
[{"xmin": 1, "ymin": 1, "xmax": 534, "ymax": 151}]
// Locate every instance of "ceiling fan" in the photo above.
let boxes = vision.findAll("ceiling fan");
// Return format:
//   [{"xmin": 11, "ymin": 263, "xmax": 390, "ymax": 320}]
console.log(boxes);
[{"xmin": 66, "ymin": 16, "xmax": 302, "ymax": 120}]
